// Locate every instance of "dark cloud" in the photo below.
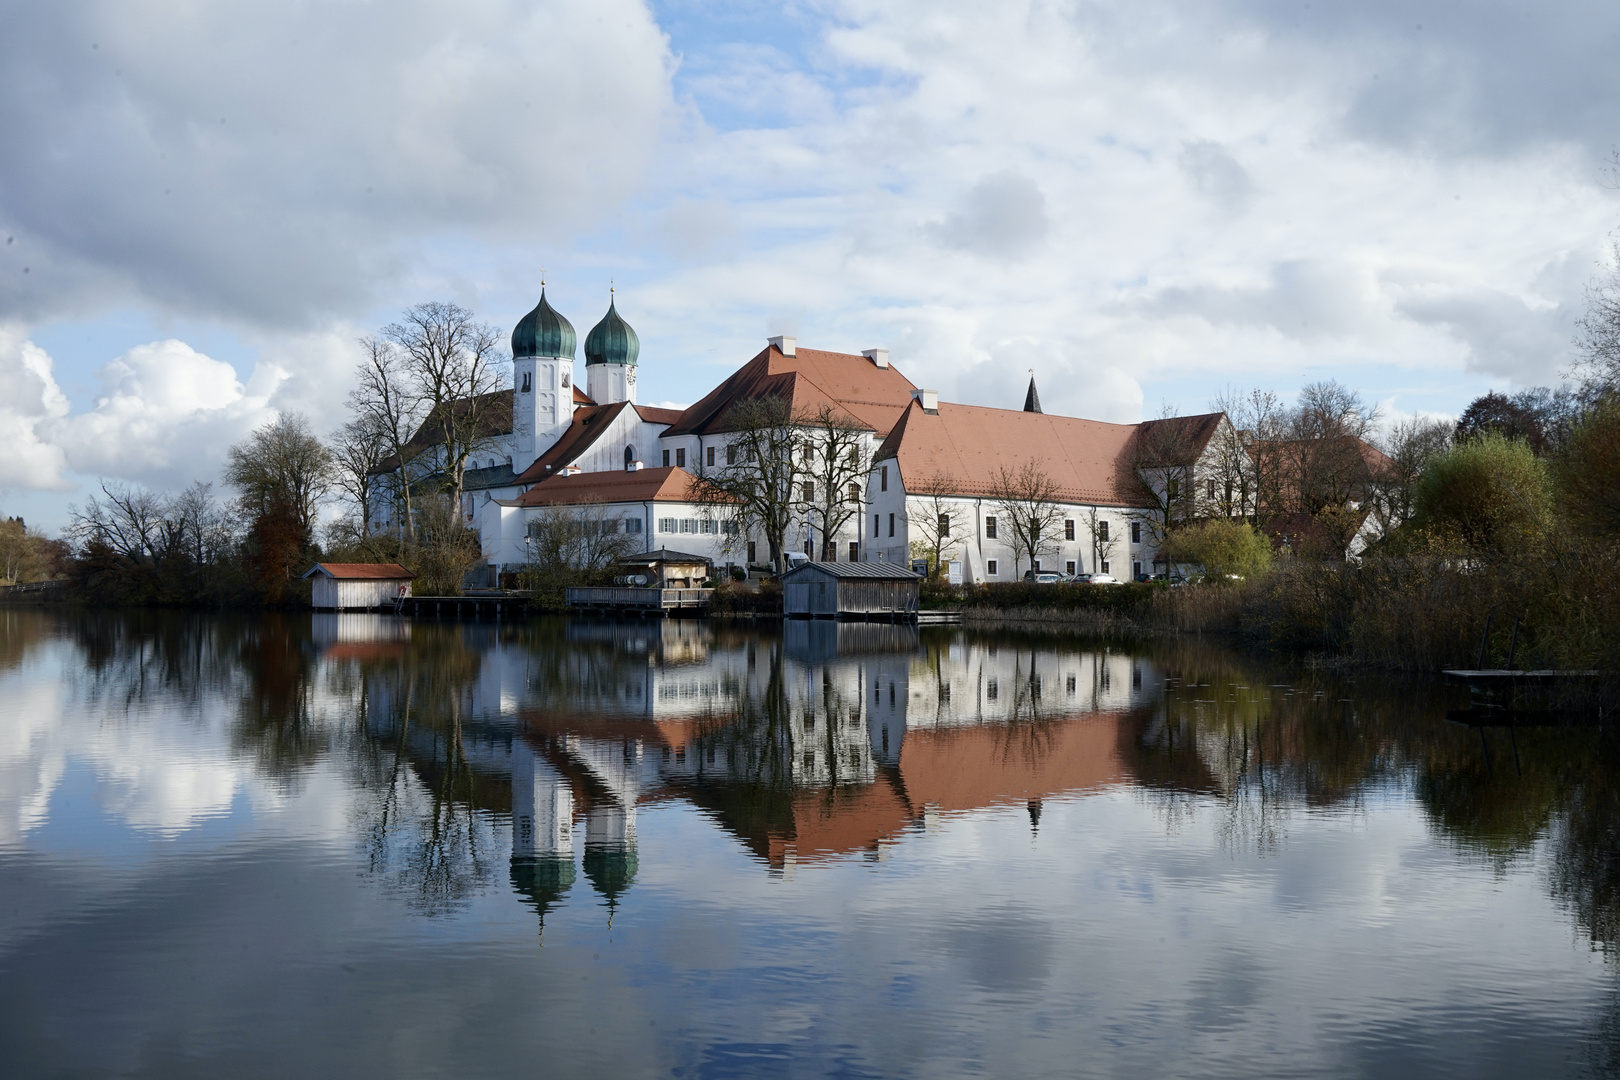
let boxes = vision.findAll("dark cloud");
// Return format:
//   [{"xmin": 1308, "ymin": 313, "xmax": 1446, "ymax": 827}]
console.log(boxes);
[
  {"xmin": 930, "ymin": 171, "xmax": 1049, "ymax": 259},
  {"xmin": 0, "ymin": 1, "xmax": 674, "ymax": 329},
  {"xmin": 1232, "ymin": 0, "xmax": 1620, "ymax": 157}
]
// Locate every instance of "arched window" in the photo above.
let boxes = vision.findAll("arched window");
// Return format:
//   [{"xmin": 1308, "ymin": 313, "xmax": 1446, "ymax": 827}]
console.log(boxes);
[{"xmin": 624, "ymin": 445, "xmax": 636, "ymax": 470}]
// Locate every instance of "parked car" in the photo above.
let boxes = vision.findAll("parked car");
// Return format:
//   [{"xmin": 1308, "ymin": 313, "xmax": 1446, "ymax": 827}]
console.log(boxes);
[
  {"xmin": 1023, "ymin": 571, "xmax": 1062, "ymax": 585},
  {"xmin": 1149, "ymin": 572, "xmax": 1188, "ymax": 587},
  {"xmin": 1075, "ymin": 573, "xmax": 1121, "ymax": 585}
]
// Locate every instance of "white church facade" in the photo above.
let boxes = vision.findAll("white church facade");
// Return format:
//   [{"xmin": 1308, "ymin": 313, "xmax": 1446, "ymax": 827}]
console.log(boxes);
[{"xmin": 371, "ymin": 284, "xmax": 1241, "ymax": 581}]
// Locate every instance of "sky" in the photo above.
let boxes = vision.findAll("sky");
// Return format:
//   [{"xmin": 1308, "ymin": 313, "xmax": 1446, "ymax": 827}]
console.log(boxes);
[{"xmin": 3, "ymin": 0, "xmax": 1619, "ymax": 534}]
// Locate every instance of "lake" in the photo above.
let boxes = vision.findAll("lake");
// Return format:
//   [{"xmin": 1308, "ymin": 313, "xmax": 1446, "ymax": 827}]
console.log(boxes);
[{"xmin": 2, "ymin": 608, "xmax": 1617, "ymax": 1078}]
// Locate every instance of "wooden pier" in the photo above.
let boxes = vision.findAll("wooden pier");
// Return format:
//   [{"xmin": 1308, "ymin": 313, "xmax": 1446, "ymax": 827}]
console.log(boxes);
[
  {"xmin": 564, "ymin": 587, "xmax": 712, "ymax": 616},
  {"xmin": 397, "ymin": 594, "xmax": 530, "ymax": 620}
]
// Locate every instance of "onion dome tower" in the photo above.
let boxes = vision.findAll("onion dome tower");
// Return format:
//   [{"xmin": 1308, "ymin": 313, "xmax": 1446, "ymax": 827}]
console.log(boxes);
[
  {"xmin": 584, "ymin": 290, "xmax": 639, "ymax": 405},
  {"xmin": 511, "ymin": 286, "xmax": 577, "ymax": 470}
]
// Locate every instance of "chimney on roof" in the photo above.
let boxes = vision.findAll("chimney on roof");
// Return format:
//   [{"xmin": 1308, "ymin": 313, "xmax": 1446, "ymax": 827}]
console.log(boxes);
[
  {"xmin": 911, "ymin": 388, "xmax": 938, "ymax": 414},
  {"xmin": 863, "ymin": 347, "xmax": 889, "ymax": 369},
  {"xmin": 1023, "ymin": 376, "xmax": 1042, "ymax": 414},
  {"xmin": 768, "ymin": 335, "xmax": 796, "ymax": 357}
]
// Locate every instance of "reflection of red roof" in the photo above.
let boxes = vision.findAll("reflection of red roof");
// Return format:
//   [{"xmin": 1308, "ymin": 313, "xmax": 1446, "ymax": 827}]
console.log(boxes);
[
  {"xmin": 321, "ymin": 642, "xmax": 409, "ymax": 661},
  {"xmin": 899, "ymin": 715, "xmax": 1126, "ymax": 811},
  {"xmin": 663, "ymin": 344, "xmax": 920, "ymax": 438},
  {"xmin": 759, "ymin": 712, "xmax": 1132, "ymax": 868},
  {"xmin": 305, "ymin": 562, "xmax": 414, "ymax": 580}
]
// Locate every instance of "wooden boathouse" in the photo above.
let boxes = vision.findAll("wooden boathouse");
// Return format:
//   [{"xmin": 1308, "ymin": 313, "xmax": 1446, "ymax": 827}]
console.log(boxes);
[
  {"xmin": 781, "ymin": 561, "xmax": 920, "ymax": 620},
  {"xmin": 304, "ymin": 563, "xmax": 414, "ymax": 611}
]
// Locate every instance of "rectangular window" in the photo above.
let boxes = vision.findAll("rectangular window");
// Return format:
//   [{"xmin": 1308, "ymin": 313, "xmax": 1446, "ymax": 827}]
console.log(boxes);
[
  {"xmin": 1066, "ymin": 561, "xmax": 1075, "ymax": 575},
  {"xmin": 849, "ymin": 542, "xmax": 859, "ymax": 561},
  {"xmin": 888, "ymin": 513, "xmax": 895, "ymax": 537},
  {"xmin": 880, "ymin": 466, "xmax": 888, "ymax": 492},
  {"xmin": 803, "ymin": 482, "xmax": 814, "ymax": 501},
  {"xmin": 1133, "ymin": 560, "xmax": 1142, "ymax": 577},
  {"xmin": 1098, "ymin": 521, "xmax": 1110, "ymax": 541},
  {"xmin": 985, "ymin": 516, "xmax": 997, "ymax": 539},
  {"xmin": 1101, "ymin": 560, "xmax": 1110, "ymax": 574},
  {"xmin": 1131, "ymin": 521, "xmax": 1141, "ymax": 544},
  {"xmin": 680, "ymin": 518, "xmax": 696, "ymax": 534},
  {"xmin": 658, "ymin": 517, "xmax": 676, "ymax": 533},
  {"xmin": 676, "ymin": 448, "xmax": 686, "ymax": 468},
  {"xmin": 1065, "ymin": 519, "xmax": 1075, "ymax": 541},
  {"xmin": 987, "ymin": 559, "xmax": 998, "ymax": 576},
  {"xmin": 1033, "ymin": 560, "xmax": 1041, "ymax": 572},
  {"xmin": 747, "ymin": 541, "xmax": 756, "ymax": 563},
  {"xmin": 626, "ymin": 518, "xmax": 643, "ymax": 534},
  {"xmin": 873, "ymin": 514, "xmax": 879, "ymax": 537},
  {"xmin": 726, "ymin": 444, "xmax": 737, "ymax": 466},
  {"xmin": 1207, "ymin": 478, "xmax": 1216, "ymax": 499},
  {"xmin": 987, "ymin": 678, "xmax": 999, "ymax": 701},
  {"xmin": 707, "ymin": 446, "xmax": 716, "ymax": 467},
  {"xmin": 699, "ymin": 519, "xmax": 717, "ymax": 535},
  {"xmin": 938, "ymin": 513, "xmax": 949, "ymax": 535},
  {"xmin": 662, "ymin": 449, "xmax": 670, "ymax": 467},
  {"xmin": 848, "ymin": 483, "xmax": 861, "ymax": 503}
]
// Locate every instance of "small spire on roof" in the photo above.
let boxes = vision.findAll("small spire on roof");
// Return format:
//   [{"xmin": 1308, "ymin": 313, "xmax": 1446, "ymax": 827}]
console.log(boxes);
[{"xmin": 1023, "ymin": 374, "xmax": 1042, "ymax": 413}]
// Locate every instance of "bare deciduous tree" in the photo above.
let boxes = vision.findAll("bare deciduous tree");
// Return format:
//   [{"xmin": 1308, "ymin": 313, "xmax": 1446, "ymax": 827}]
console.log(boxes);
[
  {"xmin": 330, "ymin": 417, "xmax": 394, "ymax": 536},
  {"xmin": 800, "ymin": 404, "xmax": 871, "ymax": 561},
  {"xmin": 1086, "ymin": 506, "xmax": 1121, "ymax": 576},
  {"xmin": 1576, "ymin": 237, "xmax": 1620, "ymax": 397},
  {"xmin": 349, "ymin": 335, "xmax": 426, "ymax": 538},
  {"xmin": 693, "ymin": 395, "xmax": 806, "ymax": 573},
  {"xmin": 224, "ymin": 413, "xmax": 333, "ymax": 540},
  {"xmin": 906, "ymin": 472, "xmax": 969, "ymax": 577},
  {"xmin": 991, "ymin": 459, "xmax": 1065, "ymax": 579},
  {"xmin": 1374, "ymin": 416, "xmax": 1452, "ymax": 531},
  {"xmin": 67, "ymin": 481, "xmax": 167, "ymax": 563},
  {"xmin": 383, "ymin": 302, "xmax": 508, "ymax": 518}
]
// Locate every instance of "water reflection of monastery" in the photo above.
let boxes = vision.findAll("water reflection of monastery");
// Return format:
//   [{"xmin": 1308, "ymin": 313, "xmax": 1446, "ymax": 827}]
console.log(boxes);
[{"xmin": 314, "ymin": 614, "xmax": 1173, "ymax": 929}]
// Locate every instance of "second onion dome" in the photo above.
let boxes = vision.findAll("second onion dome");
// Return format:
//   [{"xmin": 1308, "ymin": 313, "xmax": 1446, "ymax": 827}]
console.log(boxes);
[{"xmin": 584, "ymin": 294, "xmax": 639, "ymax": 367}]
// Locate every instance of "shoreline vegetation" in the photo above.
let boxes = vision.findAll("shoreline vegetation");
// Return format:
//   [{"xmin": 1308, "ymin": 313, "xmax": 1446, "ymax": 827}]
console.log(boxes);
[{"xmin": 7, "ymin": 269, "xmax": 1620, "ymax": 694}]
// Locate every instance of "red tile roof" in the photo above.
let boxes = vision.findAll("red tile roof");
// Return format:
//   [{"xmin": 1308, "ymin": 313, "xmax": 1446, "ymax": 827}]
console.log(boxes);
[
  {"xmin": 662, "ymin": 344, "xmax": 919, "ymax": 438},
  {"xmin": 874, "ymin": 399, "xmax": 1154, "ymax": 505},
  {"xmin": 514, "ymin": 466, "xmax": 711, "ymax": 507},
  {"xmin": 634, "ymin": 404, "xmax": 685, "ymax": 425},
  {"xmin": 306, "ymin": 562, "xmax": 415, "ymax": 580},
  {"xmin": 512, "ymin": 401, "xmax": 633, "ymax": 484},
  {"xmin": 573, "ymin": 385, "xmax": 594, "ymax": 405}
]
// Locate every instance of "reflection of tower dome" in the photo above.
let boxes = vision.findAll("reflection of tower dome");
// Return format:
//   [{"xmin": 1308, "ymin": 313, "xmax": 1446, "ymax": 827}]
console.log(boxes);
[
  {"xmin": 582, "ymin": 844, "xmax": 639, "ymax": 908},
  {"xmin": 512, "ymin": 287, "xmax": 577, "ymax": 359},
  {"xmin": 510, "ymin": 855, "xmax": 576, "ymax": 939},
  {"xmin": 584, "ymin": 295, "xmax": 640, "ymax": 366}
]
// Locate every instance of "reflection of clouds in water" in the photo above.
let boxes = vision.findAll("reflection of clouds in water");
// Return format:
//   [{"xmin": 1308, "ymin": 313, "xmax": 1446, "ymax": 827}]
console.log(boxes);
[{"xmin": 0, "ymin": 630, "xmax": 360, "ymax": 843}]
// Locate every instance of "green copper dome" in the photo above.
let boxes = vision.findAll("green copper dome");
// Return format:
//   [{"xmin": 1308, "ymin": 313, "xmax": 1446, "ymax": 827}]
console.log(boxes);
[
  {"xmin": 584, "ymin": 295, "xmax": 639, "ymax": 366},
  {"xmin": 511, "ymin": 288, "xmax": 576, "ymax": 359}
]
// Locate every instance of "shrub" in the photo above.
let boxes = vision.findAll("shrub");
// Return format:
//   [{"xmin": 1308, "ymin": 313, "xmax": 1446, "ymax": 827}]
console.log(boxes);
[
  {"xmin": 1555, "ymin": 396, "xmax": 1620, "ymax": 537},
  {"xmin": 1412, "ymin": 433, "xmax": 1550, "ymax": 554},
  {"xmin": 1159, "ymin": 519, "xmax": 1274, "ymax": 581}
]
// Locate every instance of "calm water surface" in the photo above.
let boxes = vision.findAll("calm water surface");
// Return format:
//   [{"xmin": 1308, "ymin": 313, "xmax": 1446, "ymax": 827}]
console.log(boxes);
[{"xmin": 3, "ymin": 609, "xmax": 1619, "ymax": 1078}]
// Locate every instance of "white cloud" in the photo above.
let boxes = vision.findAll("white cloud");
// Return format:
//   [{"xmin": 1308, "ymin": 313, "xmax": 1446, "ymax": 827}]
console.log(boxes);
[
  {"xmin": 49, "ymin": 340, "xmax": 276, "ymax": 491},
  {"xmin": 0, "ymin": 326, "xmax": 72, "ymax": 492}
]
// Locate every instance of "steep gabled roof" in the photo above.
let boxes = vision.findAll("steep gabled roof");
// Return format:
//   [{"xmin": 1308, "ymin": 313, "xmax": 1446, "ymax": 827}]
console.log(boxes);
[
  {"xmin": 513, "ymin": 466, "xmax": 709, "ymax": 507},
  {"xmin": 373, "ymin": 390, "xmax": 514, "ymax": 473},
  {"xmin": 573, "ymin": 385, "xmax": 595, "ymax": 405},
  {"xmin": 662, "ymin": 343, "xmax": 919, "ymax": 438},
  {"xmin": 512, "ymin": 401, "xmax": 634, "ymax": 484},
  {"xmin": 1131, "ymin": 412, "xmax": 1226, "ymax": 467},
  {"xmin": 874, "ymin": 399, "xmax": 1150, "ymax": 506}
]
